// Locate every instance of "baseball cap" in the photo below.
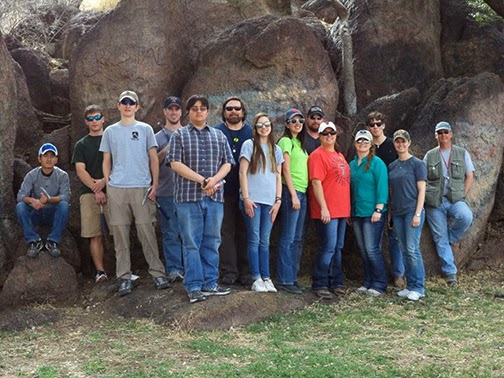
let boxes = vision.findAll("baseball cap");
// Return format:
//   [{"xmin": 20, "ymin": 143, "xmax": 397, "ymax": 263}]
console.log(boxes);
[
  {"xmin": 38, "ymin": 143, "xmax": 58, "ymax": 156},
  {"xmin": 307, "ymin": 106, "xmax": 324, "ymax": 118},
  {"xmin": 118, "ymin": 90, "xmax": 139, "ymax": 103},
  {"xmin": 285, "ymin": 108, "xmax": 303, "ymax": 122},
  {"xmin": 354, "ymin": 129, "xmax": 372, "ymax": 142},
  {"xmin": 435, "ymin": 121, "xmax": 452, "ymax": 132},
  {"xmin": 318, "ymin": 122, "xmax": 336, "ymax": 133},
  {"xmin": 164, "ymin": 96, "xmax": 182, "ymax": 109},
  {"xmin": 393, "ymin": 129, "xmax": 411, "ymax": 142}
]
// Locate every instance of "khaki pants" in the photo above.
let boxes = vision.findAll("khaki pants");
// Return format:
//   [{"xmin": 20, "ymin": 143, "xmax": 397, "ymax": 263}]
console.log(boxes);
[{"xmin": 107, "ymin": 186, "xmax": 166, "ymax": 279}]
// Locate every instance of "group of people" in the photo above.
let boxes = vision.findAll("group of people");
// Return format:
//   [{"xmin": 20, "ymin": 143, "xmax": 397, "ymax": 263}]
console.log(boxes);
[{"xmin": 15, "ymin": 92, "xmax": 475, "ymax": 303}]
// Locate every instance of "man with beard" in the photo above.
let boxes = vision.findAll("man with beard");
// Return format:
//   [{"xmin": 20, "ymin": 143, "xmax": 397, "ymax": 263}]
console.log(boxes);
[
  {"xmin": 214, "ymin": 97, "xmax": 253, "ymax": 286},
  {"xmin": 304, "ymin": 106, "xmax": 324, "ymax": 155},
  {"xmin": 155, "ymin": 96, "xmax": 184, "ymax": 283}
]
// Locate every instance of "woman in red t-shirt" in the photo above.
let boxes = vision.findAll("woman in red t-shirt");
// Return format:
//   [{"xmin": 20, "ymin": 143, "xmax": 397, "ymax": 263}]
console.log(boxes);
[{"xmin": 308, "ymin": 122, "xmax": 351, "ymax": 299}]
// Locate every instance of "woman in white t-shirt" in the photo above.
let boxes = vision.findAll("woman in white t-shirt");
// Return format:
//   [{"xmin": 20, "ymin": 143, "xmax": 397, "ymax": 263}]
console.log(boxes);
[{"xmin": 239, "ymin": 113, "xmax": 284, "ymax": 293}]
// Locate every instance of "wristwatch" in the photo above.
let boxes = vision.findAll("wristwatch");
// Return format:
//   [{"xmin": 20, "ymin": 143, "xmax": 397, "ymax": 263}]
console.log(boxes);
[
  {"xmin": 374, "ymin": 208, "xmax": 383, "ymax": 213},
  {"xmin": 415, "ymin": 213, "xmax": 421, "ymax": 217}
]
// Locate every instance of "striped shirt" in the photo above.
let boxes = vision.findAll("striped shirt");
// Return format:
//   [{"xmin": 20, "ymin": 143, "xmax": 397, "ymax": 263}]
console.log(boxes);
[{"xmin": 167, "ymin": 123, "xmax": 235, "ymax": 203}]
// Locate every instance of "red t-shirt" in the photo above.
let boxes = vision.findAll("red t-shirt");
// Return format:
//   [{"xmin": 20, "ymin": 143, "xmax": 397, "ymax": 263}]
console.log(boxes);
[{"xmin": 308, "ymin": 147, "xmax": 351, "ymax": 219}]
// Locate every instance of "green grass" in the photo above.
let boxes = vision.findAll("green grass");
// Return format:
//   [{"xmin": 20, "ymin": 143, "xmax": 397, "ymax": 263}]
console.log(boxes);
[{"xmin": 0, "ymin": 269, "xmax": 502, "ymax": 377}]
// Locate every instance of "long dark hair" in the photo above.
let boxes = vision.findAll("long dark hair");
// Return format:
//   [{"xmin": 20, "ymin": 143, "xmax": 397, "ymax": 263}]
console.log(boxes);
[
  {"xmin": 249, "ymin": 113, "xmax": 277, "ymax": 174},
  {"xmin": 281, "ymin": 116, "xmax": 306, "ymax": 151}
]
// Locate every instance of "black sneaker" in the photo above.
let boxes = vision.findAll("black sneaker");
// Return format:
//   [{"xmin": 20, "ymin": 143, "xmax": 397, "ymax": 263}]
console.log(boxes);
[
  {"xmin": 277, "ymin": 284, "xmax": 303, "ymax": 295},
  {"xmin": 188, "ymin": 290, "xmax": 206, "ymax": 303},
  {"xmin": 153, "ymin": 276, "xmax": 171, "ymax": 290},
  {"xmin": 201, "ymin": 286, "xmax": 231, "ymax": 296},
  {"xmin": 118, "ymin": 279, "xmax": 133, "ymax": 296},
  {"xmin": 27, "ymin": 240, "xmax": 44, "ymax": 258},
  {"xmin": 220, "ymin": 276, "xmax": 235, "ymax": 286},
  {"xmin": 45, "ymin": 241, "xmax": 61, "ymax": 258}
]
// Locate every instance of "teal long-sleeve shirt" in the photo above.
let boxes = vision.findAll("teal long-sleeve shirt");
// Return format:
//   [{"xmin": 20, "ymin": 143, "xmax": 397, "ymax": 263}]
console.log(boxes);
[{"xmin": 349, "ymin": 155, "xmax": 388, "ymax": 217}]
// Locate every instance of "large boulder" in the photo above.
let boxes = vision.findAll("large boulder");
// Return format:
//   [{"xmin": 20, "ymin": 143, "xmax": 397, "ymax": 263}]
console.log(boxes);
[
  {"xmin": 182, "ymin": 15, "xmax": 339, "ymax": 128},
  {"xmin": 409, "ymin": 72, "xmax": 504, "ymax": 274},
  {"xmin": 69, "ymin": 0, "xmax": 292, "ymax": 146},
  {"xmin": 348, "ymin": 0, "xmax": 444, "ymax": 109},
  {"xmin": 0, "ymin": 254, "xmax": 78, "ymax": 307}
]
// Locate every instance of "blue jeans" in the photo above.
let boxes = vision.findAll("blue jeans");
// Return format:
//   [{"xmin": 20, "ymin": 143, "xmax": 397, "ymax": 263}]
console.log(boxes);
[
  {"xmin": 16, "ymin": 201, "xmax": 69, "ymax": 244},
  {"xmin": 175, "ymin": 197, "xmax": 223, "ymax": 293},
  {"xmin": 241, "ymin": 202, "xmax": 274, "ymax": 280},
  {"xmin": 276, "ymin": 187, "xmax": 307, "ymax": 285},
  {"xmin": 312, "ymin": 218, "xmax": 347, "ymax": 290},
  {"xmin": 425, "ymin": 198, "xmax": 473, "ymax": 275},
  {"xmin": 387, "ymin": 227, "xmax": 405, "ymax": 278},
  {"xmin": 157, "ymin": 196, "xmax": 184, "ymax": 276},
  {"xmin": 352, "ymin": 214, "xmax": 388, "ymax": 293},
  {"xmin": 393, "ymin": 212, "xmax": 426, "ymax": 294}
]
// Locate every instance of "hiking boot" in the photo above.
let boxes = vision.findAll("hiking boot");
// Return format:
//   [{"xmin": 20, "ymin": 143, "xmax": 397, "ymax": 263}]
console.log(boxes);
[
  {"xmin": 95, "ymin": 271, "xmax": 108, "ymax": 284},
  {"xmin": 366, "ymin": 288, "xmax": 383, "ymax": 297},
  {"xmin": 239, "ymin": 276, "xmax": 255, "ymax": 287},
  {"xmin": 295, "ymin": 282, "xmax": 307, "ymax": 292},
  {"xmin": 311, "ymin": 289, "xmax": 333, "ymax": 300},
  {"xmin": 168, "ymin": 272, "xmax": 184, "ymax": 283},
  {"xmin": 263, "ymin": 279, "xmax": 278, "ymax": 293},
  {"xmin": 406, "ymin": 291, "xmax": 425, "ymax": 301},
  {"xmin": 201, "ymin": 286, "xmax": 231, "ymax": 296},
  {"xmin": 277, "ymin": 284, "xmax": 302, "ymax": 295},
  {"xmin": 118, "ymin": 279, "xmax": 133, "ymax": 296},
  {"xmin": 27, "ymin": 240, "xmax": 44, "ymax": 258},
  {"xmin": 188, "ymin": 290, "xmax": 206, "ymax": 304},
  {"xmin": 445, "ymin": 274, "xmax": 457, "ymax": 286},
  {"xmin": 220, "ymin": 276, "xmax": 235, "ymax": 286},
  {"xmin": 153, "ymin": 276, "xmax": 171, "ymax": 290},
  {"xmin": 355, "ymin": 286, "xmax": 368, "ymax": 295},
  {"xmin": 397, "ymin": 289, "xmax": 410, "ymax": 298},
  {"xmin": 394, "ymin": 276, "xmax": 406, "ymax": 288},
  {"xmin": 251, "ymin": 278, "xmax": 268, "ymax": 292},
  {"xmin": 330, "ymin": 287, "xmax": 346, "ymax": 297},
  {"xmin": 45, "ymin": 241, "xmax": 61, "ymax": 258}
]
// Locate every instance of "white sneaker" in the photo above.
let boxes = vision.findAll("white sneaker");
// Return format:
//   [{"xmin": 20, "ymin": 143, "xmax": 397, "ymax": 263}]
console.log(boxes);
[
  {"xmin": 406, "ymin": 291, "xmax": 425, "ymax": 301},
  {"xmin": 263, "ymin": 279, "xmax": 278, "ymax": 293},
  {"xmin": 397, "ymin": 289, "xmax": 410, "ymax": 298},
  {"xmin": 366, "ymin": 288, "xmax": 383, "ymax": 297},
  {"xmin": 356, "ymin": 286, "xmax": 368, "ymax": 294},
  {"xmin": 251, "ymin": 278, "xmax": 268, "ymax": 292}
]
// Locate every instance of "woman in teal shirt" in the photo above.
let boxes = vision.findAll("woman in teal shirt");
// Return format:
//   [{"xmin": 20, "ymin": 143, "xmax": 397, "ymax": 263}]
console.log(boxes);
[{"xmin": 349, "ymin": 130, "xmax": 388, "ymax": 296}]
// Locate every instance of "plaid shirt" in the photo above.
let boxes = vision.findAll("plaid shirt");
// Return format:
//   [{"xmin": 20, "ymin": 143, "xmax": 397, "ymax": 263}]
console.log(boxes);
[{"xmin": 167, "ymin": 123, "xmax": 235, "ymax": 203}]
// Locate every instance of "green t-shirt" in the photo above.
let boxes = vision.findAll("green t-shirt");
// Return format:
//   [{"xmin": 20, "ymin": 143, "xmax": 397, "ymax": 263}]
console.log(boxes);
[
  {"xmin": 71, "ymin": 134, "xmax": 104, "ymax": 195},
  {"xmin": 277, "ymin": 136, "xmax": 309, "ymax": 193}
]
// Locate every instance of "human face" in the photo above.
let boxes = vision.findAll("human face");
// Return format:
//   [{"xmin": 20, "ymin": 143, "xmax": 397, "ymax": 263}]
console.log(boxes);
[
  {"xmin": 393, "ymin": 138, "xmax": 411, "ymax": 154},
  {"xmin": 163, "ymin": 105, "xmax": 182, "ymax": 125},
  {"xmin": 307, "ymin": 113, "xmax": 323, "ymax": 132},
  {"xmin": 355, "ymin": 138, "xmax": 371, "ymax": 154},
  {"xmin": 286, "ymin": 115, "xmax": 304, "ymax": 137},
  {"xmin": 367, "ymin": 118, "xmax": 385, "ymax": 138},
  {"xmin": 255, "ymin": 116, "xmax": 272, "ymax": 139},
  {"xmin": 223, "ymin": 99, "xmax": 244, "ymax": 125},
  {"xmin": 38, "ymin": 152, "xmax": 58, "ymax": 172},
  {"xmin": 84, "ymin": 112, "xmax": 104, "ymax": 134},
  {"xmin": 117, "ymin": 98, "xmax": 139, "ymax": 118},
  {"xmin": 435, "ymin": 129, "xmax": 452, "ymax": 145},
  {"xmin": 319, "ymin": 127, "xmax": 337, "ymax": 149},
  {"xmin": 188, "ymin": 100, "xmax": 208, "ymax": 126}
]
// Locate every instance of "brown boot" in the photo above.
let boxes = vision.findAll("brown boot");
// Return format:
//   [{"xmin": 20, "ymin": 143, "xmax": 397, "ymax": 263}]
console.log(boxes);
[{"xmin": 393, "ymin": 276, "xmax": 406, "ymax": 288}]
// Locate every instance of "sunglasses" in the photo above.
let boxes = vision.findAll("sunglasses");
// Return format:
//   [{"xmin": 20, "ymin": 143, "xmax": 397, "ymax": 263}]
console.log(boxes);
[
  {"xmin": 310, "ymin": 116, "xmax": 323, "ymax": 121},
  {"xmin": 320, "ymin": 131, "xmax": 337, "ymax": 136},
  {"xmin": 437, "ymin": 130, "xmax": 450, "ymax": 135},
  {"xmin": 368, "ymin": 122, "xmax": 383, "ymax": 127},
  {"xmin": 190, "ymin": 106, "xmax": 208, "ymax": 112},
  {"xmin": 288, "ymin": 118, "xmax": 305, "ymax": 125},
  {"xmin": 120, "ymin": 98, "xmax": 136, "ymax": 106},
  {"xmin": 356, "ymin": 139, "xmax": 370, "ymax": 144},
  {"xmin": 225, "ymin": 106, "xmax": 242, "ymax": 112},
  {"xmin": 255, "ymin": 121, "xmax": 272, "ymax": 129},
  {"xmin": 85, "ymin": 114, "xmax": 103, "ymax": 122}
]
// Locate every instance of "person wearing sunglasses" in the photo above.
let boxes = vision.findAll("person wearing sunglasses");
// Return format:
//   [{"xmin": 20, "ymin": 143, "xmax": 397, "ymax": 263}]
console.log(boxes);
[
  {"xmin": 308, "ymin": 122, "xmax": 350, "ymax": 299},
  {"xmin": 155, "ymin": 96, "xmax": 184, "ymax": 283},
  {"xmin": 350, "ymin": 129, "xmax": 389, "ymax": 296},
  {"xmin": 16, "ymin": 143, "xmax": 70, "ymax": 259},
  {"xmin": 100, "ymin": 91, "xmax": 170, "ymax": 296},
  {"xmin": 305, "ymin": 106, "xmax": 325, "ymax": 155},
  {"xmin": 423, "ymin": 122, "xmax": 474, "ymax": 286},
  {"xmin": 388, "ymin": 130, "xmax": 427, "ymax": 301},
  {"xmin": 214, "ymin": 97, "xmax": 254, "ymax": 287},
  {"xmin": 72, "ymin": 104, "xmax": 109, "ymax": 283},
  {"xmin": 366, "ymin": 111, "xmax": 405, "ymax": 289},
  {"xmin": 275, "ymin": 108, "xmax": 309, "ymax": 294},
  {"xmin": 239, "ymin": 113, "xmax": 283, "ymax": 293}
]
